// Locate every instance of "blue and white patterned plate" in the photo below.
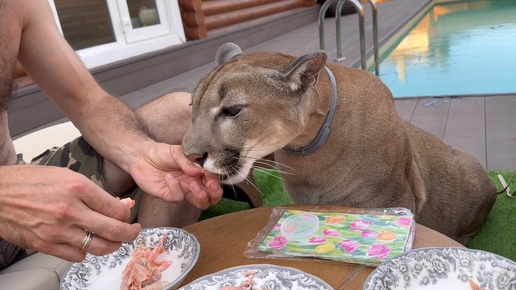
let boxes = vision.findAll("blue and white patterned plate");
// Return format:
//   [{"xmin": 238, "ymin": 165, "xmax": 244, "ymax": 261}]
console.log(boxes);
[
  {"xmin": 60, "ymin": 227, "xmax": 200, "ymax": 290},
  {"xmin": 179, "ymin": 264, "xmax": 333, "ymax": 290},
  {"xmin": 363, "ymin": 247, "xmax": 516, "ymax": 290}
]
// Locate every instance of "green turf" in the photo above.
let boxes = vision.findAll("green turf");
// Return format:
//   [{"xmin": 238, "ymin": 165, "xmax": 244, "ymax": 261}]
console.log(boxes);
[
  {"xmin": 200, "ymin": 169, "xmax": 516, "ymax": 261},
  {"xmin": 199, "ymin": 169, "xmax": 291, "ymax": 220},
  {"xmin": 467, "ymin": 170, "xmax": 516, "ymax": 261}
]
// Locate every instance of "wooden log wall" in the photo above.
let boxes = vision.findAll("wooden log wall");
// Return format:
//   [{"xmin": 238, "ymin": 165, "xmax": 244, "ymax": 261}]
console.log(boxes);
[{"xmin": 179, "ymin": 0, "xmax": 316, "ymax": 40}]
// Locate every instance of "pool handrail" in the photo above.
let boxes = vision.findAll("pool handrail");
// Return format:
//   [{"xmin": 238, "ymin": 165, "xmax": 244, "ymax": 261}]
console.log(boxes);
[
  {"xmin": 336, "ymin": 0, "xmax": 365, "ymax": 70},
  {"xmin": 318, "ymin": 0, "xmax": 380, "ymax": 75},
  {"xmin": 369, "ymin": 0, "xmax": 379, "ymax": 76},
  {"xmin": 318, "ymin": 0, "xmax": 337, "ymax": 51}
]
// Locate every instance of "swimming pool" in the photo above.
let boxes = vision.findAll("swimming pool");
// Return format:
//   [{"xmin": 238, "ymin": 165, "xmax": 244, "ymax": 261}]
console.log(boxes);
[{"xmin": 375, "ymin": 0, "xmax": 516, "ymax": 98}]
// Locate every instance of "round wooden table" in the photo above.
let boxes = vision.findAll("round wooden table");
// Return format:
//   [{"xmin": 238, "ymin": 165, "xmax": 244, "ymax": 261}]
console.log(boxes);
[{"xmin": 179, "ymin": 205, "xmax": 463, "ymax": 289}]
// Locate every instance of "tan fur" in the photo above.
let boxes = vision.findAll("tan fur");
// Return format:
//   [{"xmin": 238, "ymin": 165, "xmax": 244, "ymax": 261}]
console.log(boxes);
[{"xmin": 182, "ymin": 43, "xmax": 497, "ymax": 244}]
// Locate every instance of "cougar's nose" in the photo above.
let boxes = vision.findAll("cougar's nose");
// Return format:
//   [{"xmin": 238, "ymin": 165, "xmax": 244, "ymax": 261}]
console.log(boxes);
[{"xmin": 186, "ymin": 152, "xmax": 208, "ymax": 167}]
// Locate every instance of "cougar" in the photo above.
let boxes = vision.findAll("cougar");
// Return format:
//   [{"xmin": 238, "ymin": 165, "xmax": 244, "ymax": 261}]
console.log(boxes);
[{"xmin": 182, "ymin": 43, "xmax": 497, "ymax": 245}]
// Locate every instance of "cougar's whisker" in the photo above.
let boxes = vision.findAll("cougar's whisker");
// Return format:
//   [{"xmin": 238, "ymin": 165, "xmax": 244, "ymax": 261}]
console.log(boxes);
[
  {"xmin": 244, "ymin": 156, "xmax": 294, "ymax": 171},
  {"xmin": 250, "ymin": 162, "xmax": 294, "ymax": 177},
  {"xmin": 226, "ymin": 183, "xmax": 239, "ymax": 201},
  {"xmin": 239, "ymin": 156, "xmax": 295, "ymax": 176},
  {"xmin": 231, "ymin": 166, "xmax": 265, "ymax": 197},
  {"xmin": 230, "ymin": 154, "xmax": 293, "ymax": 173},
  {"xmin": 251, "ymin": 167, "xmax": 287, "ymax": 182},
  {"xmin": 240, "ymin": 144, "xmax": 278, "ymax": 151}
]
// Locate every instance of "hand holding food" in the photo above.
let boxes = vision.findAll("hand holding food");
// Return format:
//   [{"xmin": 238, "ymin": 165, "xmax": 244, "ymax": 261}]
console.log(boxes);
[{"xmin": 0, "ymin": 166, "xmax": 140, "ymax": 262}]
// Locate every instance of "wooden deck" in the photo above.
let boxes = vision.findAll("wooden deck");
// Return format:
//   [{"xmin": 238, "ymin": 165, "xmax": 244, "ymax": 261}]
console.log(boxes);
[
  {"xmin": 14, "ymin": 0, "xmax": 516, "ymax": 170},
  {"xmin": 395, "ymin": 95, "xmax": 516, "ymax": 171}
]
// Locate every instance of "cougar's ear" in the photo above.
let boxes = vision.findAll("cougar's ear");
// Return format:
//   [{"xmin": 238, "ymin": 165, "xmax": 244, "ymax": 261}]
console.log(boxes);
[
  {"xmin": 283, "ymin": 51, "xmax": 327, "ymax": 92},
  {"xmin": 215, "ymin": 42, "xmax": 243, "ymax": 66}
]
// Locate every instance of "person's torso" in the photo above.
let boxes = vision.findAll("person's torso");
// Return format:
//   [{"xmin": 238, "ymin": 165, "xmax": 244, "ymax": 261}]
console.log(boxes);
[
  {"xmin": 0, "ymin": 2, "xmax": 23, "ymax": 165},
  {"xmin": 0, "ymin": 112, "xmax": 17, "ymax": 166}
]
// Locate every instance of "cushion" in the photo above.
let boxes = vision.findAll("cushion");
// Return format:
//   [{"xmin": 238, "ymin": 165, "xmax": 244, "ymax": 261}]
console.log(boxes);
[{"xmin": 0, "ymin": 252, "xmax": 72, "ymax": 290}]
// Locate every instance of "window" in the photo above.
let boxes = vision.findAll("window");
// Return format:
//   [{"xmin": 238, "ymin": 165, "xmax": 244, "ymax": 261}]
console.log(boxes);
[{"xmin": 48, "ymin": 0, "xmax": 185, "ymax": 69}]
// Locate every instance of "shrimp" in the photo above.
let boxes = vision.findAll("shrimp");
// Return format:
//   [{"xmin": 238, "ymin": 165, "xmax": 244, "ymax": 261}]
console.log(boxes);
[
  {"xmin": 119, "ymin": 197, "xmax": 136, "ymax": 208},
  {"xmin": 469, "ymin": 279, "xmax": 486, "ymax": 290},
  {"xmin": 220, "ymin": 270, "xmax": 262, "ymax": 290},
  {"xmin": 120, "ymin": 235, "xmax": 172, "ymax": 290}
]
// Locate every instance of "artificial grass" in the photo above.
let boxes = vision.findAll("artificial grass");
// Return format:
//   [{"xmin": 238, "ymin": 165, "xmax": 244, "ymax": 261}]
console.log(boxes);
[
  {"xmin": 200, "ymin": 168, "xmax": 516, "ymax": 261},
  {"xmin": 199, "ymin": 169, "xmax": 292, "ymax": 220},
  {"xmin": 467, "ymin": 170, "xmax": 516, "ymax": 261}
]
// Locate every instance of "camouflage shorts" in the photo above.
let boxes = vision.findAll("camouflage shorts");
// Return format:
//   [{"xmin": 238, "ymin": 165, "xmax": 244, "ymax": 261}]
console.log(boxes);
[{"xmin": 31, "ymin": 137, "xmax": 112, "ymax": 194}]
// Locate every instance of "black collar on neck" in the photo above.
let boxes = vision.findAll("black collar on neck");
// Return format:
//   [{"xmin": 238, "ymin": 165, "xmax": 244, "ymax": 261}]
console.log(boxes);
[{"xmin": 284, "ymin": 66, "xmax": 338, "ymax": 154}]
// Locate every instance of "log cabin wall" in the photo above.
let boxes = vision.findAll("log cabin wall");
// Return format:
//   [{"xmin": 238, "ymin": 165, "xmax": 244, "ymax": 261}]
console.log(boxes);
[{"xmin": 179, "ymin": 0, "xmax": 317, "ymax": 40}]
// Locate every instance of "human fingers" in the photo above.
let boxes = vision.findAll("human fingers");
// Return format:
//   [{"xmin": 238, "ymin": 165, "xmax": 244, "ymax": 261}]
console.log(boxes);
[
  {"xmin": 66, "ymin": 227, "xmax": 127, "ymax": 257},
  {"xmin": 43, "ymin": 243, "xmax": 88, "ymax": 263},
  {"xmin": 169, "ymin": 145, "xmax": 204, "ymax": 176},
  {"xmin": 160, "ymin": 173, "xmax": 186, "ymax": 202},
  {"xmin": 163, "ymin": 173, "xmax": 209, "ymax": 209},
  {"xmin": 76, "ymin": 209, "xmax": 141, "ymax": 244},
  {"xmin": 201, "ymin": 172, "xmax": 223, "ymax": 205},
  {"xmin": 206, "ymin": 178, "xmax": 223, "ymax": 205},
  {"xmin": 161, "ymin": 174, "xmax": 210, "ymax": 209},
  {"xmin": 76, "ymin": 185, "xmax": 141, "ymax": 242},
  {"xmin": 33, "ymin": 215, "xmax": 134, "ymax": 261},
  {"xmin": 31, "ymin": 229, "xmax": 91, "ymax": 262},
  {"xmin": 80, "ymin": 182, "xmax": 134, "ymax": 223},
  {"xmin": 42, "ymin": 238, "xmax": 122, "ymax": 264},
  {"xmin": 185, "ymin": 181, "xmax": 210, "ymax": 209}
]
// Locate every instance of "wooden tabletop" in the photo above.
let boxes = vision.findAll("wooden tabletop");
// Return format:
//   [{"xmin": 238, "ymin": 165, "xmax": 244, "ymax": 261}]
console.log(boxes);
[{"xmin": 179, "ymin": 205, "xmax": 463, "ymax": 289}]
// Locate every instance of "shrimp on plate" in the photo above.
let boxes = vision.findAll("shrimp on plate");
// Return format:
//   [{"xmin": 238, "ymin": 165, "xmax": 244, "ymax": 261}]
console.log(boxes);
[
  {"xmin": 221, "ymin": 270, "xmax": 266, "ymax": 290},
  {"xmin": 120, "ymin": 234, "xmax": 172, "ymax": 290}
]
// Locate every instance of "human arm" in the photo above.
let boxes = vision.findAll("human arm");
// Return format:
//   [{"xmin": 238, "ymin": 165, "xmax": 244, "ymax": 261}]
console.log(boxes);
[
  {"xmin": 15, "ymin": 0, "xmax": 152, "ymax": 175},
  {"xmin": 14, "ymin": 0, "xmax": 222, "ymax": 205}
]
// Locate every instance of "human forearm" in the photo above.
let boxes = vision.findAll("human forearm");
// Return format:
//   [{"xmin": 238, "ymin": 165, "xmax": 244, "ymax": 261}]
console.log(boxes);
[
  {"xmin": 70, "ymin": 93, "xmax": 154, "ymax": 173},
  {"xmin": 15, "ymin": 0, "xmax": 153, "ymax": 173}
]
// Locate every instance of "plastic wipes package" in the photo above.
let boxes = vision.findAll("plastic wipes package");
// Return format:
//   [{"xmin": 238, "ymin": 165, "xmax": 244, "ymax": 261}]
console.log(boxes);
[{"xmin": 245, "ymin": 207, "xmax": 415, "ymax": 266}]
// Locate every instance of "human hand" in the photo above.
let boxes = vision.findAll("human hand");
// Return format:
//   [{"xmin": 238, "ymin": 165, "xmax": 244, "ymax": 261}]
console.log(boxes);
[
  {"xmin": 128, "ymin": 141, "xmax": 223, "ymax": 209},
  {"xmin": 0, "ymin": 165, "xmax": 141, "ymax": 262}
]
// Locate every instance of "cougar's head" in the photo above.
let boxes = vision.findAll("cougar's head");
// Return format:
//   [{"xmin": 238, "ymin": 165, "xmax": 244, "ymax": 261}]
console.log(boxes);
[{"xmin": 182, "ymin": 43, "xmax": 327, "ymax": 184}]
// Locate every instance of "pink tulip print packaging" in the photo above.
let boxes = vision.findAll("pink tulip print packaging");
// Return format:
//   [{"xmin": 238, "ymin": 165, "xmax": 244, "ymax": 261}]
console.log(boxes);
[{"xmin": 250, "ymin": 207, "xmax": 415, "ymax": 266}]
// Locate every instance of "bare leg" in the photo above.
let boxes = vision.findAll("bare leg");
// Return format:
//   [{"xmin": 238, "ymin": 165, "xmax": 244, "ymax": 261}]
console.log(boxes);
[
  {"xmin": 102, "ymin": 92, "xmax": 202, "ymax": 228},
  {"xmin": 137, "ymin": 195, "xmax": 200, "ymax": 229}
]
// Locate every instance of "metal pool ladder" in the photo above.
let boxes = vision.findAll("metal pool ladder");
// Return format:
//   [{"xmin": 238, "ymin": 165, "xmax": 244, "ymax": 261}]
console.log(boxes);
[{"xmin": 318, "ymin": 0, "xmax": 379, "ymax": 76}]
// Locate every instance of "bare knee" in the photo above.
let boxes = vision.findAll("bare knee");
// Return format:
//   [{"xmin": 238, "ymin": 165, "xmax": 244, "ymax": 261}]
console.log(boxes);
[{"xmin": 135, "ymin": 92, "xmax": 192, "ymax": 144}]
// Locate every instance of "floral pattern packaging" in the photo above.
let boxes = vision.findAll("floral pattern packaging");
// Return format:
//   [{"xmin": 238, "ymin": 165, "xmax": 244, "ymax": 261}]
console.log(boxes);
[{"xmin": 256, "ymin": 208, "xmax": 415, "ymax": 266}]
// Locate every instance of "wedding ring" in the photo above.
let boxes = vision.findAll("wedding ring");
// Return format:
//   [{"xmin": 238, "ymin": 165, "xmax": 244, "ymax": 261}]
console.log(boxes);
[{"xmin": 79, "ymin": 231, "xmax": 93, "ymax": 252}]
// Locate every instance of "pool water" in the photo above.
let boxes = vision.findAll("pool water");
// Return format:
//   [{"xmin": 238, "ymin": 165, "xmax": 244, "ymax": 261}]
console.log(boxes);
[{"xmin": 376, "ymin": 0, "xmax": 516, "ymax": 98}]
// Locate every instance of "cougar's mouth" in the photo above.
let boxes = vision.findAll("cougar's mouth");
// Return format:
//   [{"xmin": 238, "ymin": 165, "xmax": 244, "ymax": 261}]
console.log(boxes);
[
  {"xmin": 202, "ymin": 149, "xmax": 247, "ymax": 184},
  {"xmin": 219, "ymin": 164, "xmax": 243, "ymax": 184}
]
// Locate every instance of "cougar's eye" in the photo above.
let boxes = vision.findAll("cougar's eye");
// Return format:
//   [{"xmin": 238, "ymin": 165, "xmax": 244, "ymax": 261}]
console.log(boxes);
[{"xmin": 220, "ymin": 105, "xmax": 243, "ymax": 118}]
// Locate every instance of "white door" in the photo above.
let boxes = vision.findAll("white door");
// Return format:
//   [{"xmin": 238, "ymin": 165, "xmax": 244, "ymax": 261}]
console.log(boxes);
[{"xmin": 116, "ymin": 0, "xmax": 171, "ymax": 43}]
